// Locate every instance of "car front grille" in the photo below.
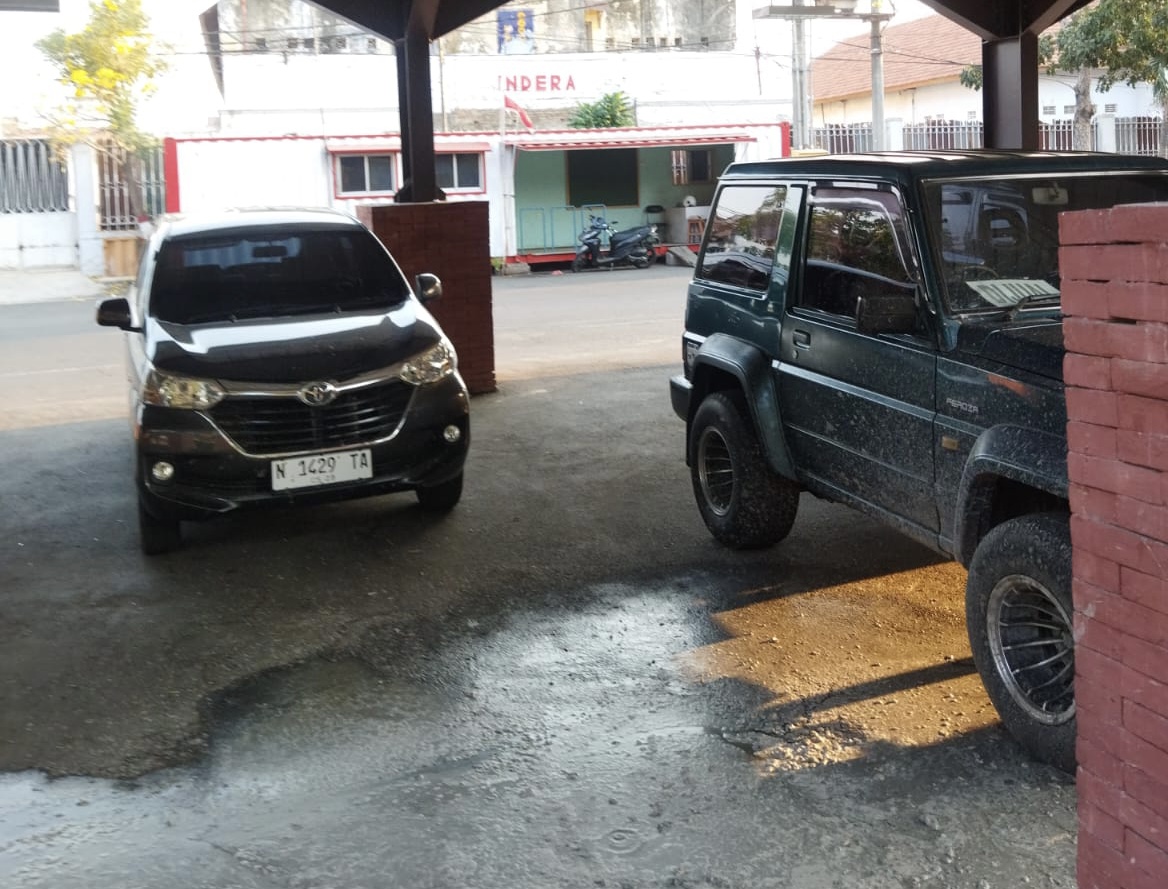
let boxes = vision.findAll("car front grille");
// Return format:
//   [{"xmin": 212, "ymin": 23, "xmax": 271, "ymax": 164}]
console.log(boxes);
[{"xmin": 210, "ymin": 380, "xmax": 414, "ymax": 455}]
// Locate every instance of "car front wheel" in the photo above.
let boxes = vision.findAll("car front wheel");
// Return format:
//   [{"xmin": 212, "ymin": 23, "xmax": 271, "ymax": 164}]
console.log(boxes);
[
  {"xmin": 138, "ymin": 498, "xmax": 182, "ymax": 555},
  {"xmin": 965, "ymin": 512, "xmax": 1075, "ymax": 773},
  {"xmin": 416, "ymin": 472, "xmax": 463, "ymax": 512},
  {"xmin": 689, "ymin": 391, "xmax": 799, "ymax": 549}
]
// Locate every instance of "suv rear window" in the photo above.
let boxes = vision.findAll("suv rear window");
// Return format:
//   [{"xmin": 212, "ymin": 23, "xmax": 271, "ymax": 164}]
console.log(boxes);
[{"xmin": 149, "ymin": 225, "xmax": 410, "ymax": 324}]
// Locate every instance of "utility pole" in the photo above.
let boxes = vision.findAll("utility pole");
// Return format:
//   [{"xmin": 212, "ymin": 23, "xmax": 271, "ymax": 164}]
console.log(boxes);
[
  {"xmin": 868, "ymin": 9, "xmax": 886, "ymax": 149},
  {"xmin": 792, "ymin": 12, "xmax": 808, "ymax": 148},
  {"xmin": 754, "ymin": 2, "xmax": 893, "ymax": 152}
]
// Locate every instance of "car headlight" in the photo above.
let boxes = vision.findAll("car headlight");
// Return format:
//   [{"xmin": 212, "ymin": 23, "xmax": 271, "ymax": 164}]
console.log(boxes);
[
  {"xmin": 399, "ymin": 340, "xmax": 457, "ymax": 386},
  {"xmin": 142, "ymin": 369, "xmax": 226, "ymax": 410}
]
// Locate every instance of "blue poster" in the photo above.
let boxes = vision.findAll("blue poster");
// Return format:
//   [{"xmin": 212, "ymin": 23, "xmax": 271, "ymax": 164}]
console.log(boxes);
[{"xmin": 498, "ymin": 9, "xmax": 535, "ymax": 54}]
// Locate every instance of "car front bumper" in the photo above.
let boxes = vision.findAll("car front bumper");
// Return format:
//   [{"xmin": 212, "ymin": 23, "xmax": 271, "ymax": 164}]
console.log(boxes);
[
  {"xmin": 135, "ymin": 374, "xmax": 470, "ymax": 521},
  {"xmin": 670, "ymin": 374, "xmax": 691, "ymax": 422}
]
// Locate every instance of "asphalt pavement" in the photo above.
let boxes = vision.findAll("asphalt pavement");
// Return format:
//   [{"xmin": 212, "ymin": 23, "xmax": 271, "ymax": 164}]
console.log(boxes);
[{"xmin": 0, "ymin": 266, "xmax": 1077, "ymax": 889}]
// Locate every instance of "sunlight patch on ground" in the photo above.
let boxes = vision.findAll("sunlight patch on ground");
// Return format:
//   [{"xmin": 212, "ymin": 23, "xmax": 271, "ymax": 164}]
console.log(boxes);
[{"xmin": 678, "ymin": 562, "xmax": 1001, "ymax": 771}]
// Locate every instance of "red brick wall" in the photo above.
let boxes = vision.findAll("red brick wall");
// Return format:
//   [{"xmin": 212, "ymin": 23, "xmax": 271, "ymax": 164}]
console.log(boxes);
[
  {"xmin": 360, "ymin": 202, "xmax": 496, "ymax": 394},
  {"xmin": 1062, "ymin": 204, "xmax": 1168, "ymax": 889}
]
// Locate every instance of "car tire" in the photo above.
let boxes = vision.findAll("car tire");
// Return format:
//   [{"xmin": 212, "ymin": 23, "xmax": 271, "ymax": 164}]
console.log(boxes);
[
  {"xmin": 689, "ymin": 391, "xmax": 799, "ymax": 549},
  {"xmin": 965, "ymin": 512, "xmax": 1075, "ymax": 773},
  {"xmin": 138, "ymin": 499, "xmax": 182, "ymax": 556},
  {"xmin": 416, "ymin": 472, "xmax": 463, "ymax": 512}
]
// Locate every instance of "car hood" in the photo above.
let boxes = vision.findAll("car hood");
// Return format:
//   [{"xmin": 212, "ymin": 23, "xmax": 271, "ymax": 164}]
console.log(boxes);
[
  {"xmin": 144, "ymin": 301, "xmax": 441, "ymax": 383},
  {"xmin": 954, "ymin": 315, "xmax": 1064, "ymax": 381}
]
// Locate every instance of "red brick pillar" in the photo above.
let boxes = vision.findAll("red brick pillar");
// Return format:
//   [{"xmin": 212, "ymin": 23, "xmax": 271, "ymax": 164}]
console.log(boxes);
[
  {"xmin": 359, "ymin": 202, "xmax": 496, "ymax": 394},
  {"xmin": 1061, "ymin": 204, "xmax": 1168, "ymax": 889}
]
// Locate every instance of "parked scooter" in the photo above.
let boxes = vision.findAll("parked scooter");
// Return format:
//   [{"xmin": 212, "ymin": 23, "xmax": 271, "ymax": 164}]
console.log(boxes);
[{"xmin": 571, "ymin": 214, "xmax": 660, "ymax": 271}]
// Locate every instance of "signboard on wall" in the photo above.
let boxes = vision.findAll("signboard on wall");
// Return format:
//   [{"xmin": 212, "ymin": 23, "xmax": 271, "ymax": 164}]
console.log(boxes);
[{"xmin": 497, "ymin": 8, "xmax": 535, "ymax": 54}]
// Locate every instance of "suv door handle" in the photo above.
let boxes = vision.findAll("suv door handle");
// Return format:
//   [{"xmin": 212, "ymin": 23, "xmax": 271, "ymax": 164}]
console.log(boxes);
[{"xmin": 793, "ymin": 329, "xmax": 811, "ymax": 348}]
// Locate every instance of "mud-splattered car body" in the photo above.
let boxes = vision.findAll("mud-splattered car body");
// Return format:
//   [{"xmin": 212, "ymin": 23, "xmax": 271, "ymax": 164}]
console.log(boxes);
[{"xmin": 669, "ymin": 150, "xmax": 1168, "ymax": 771}]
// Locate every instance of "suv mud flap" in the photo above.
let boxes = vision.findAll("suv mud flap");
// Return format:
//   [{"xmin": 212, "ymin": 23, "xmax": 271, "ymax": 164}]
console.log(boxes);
[
  {"xmin": 953, "ymin": 425, "xmax": 1068, "ymax": 565},
  {"xmin": 687, "ymin": 334, "xmax": 797, "ymax": 481}
]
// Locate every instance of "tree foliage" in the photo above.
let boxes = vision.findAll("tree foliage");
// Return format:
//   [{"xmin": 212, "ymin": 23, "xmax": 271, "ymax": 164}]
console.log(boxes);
[
  {"xmin": 568, "ymin": 92, "xmax": 635, "ymax": 128},
  {"xmin": 36, "ymin": 0, "xmax": 167, "ymax": 151},
  {"xmin": 1054, "ymin": 0, "xmax": 1168, "ymax": 103}
]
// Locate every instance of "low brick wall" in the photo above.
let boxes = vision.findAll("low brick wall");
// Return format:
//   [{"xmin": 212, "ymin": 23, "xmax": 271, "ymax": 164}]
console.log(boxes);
[
  {"xmin": 360, "ymin": 202, "xmax": 496, "ymax": 395},
  {"xmin": 1061, "ymin": 204, "xmax": 1168, "ymax": 889}
]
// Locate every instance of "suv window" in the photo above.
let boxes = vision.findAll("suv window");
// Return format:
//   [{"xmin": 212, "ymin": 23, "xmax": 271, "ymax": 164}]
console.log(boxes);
[
  {"xmin": 696, "ymin": 184, "xmax": 787, "ymax": 293},
  {"xmin": 150, "ymin": 225, "xmax": 410, "ymax": 324},
  {"xmin": 926, "ymin": 173, "xmax": 1168, "ymax": 313},
  {"xmin": 800, "ymin": 187, "xmax": 915, "ymax": 319}
]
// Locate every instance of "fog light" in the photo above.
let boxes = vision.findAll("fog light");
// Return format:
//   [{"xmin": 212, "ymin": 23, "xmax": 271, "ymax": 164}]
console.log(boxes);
[
  {"xmin": 443, "ymin": 425, "xmax": 462, "ymax": 443},
  {"xmin": 151, "ymin": 461, "xmax": 175, "ymax": 482}
]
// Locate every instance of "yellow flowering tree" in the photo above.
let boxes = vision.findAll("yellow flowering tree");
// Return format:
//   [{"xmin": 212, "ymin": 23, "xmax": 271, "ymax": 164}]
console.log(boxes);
[
  {"xmin": 37, "ymin": 0, "xmax": 166, "ymax": 151},
  {"xmin": 36, "ymin": 0, "xmax": 168, "ymax": 221}
]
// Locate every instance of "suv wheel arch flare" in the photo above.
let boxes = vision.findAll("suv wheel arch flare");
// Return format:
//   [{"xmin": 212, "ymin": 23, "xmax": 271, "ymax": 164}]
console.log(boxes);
[
  {"xmin": 688, "ymin": 334, "xmax": 798, "ymax": 481},
  {"xmin": 953, "ymin": 425, "xmax": 1068, "ymax": 566}
]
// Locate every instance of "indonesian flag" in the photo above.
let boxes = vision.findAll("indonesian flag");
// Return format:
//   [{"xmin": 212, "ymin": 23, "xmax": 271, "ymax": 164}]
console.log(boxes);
[{"xmin": 504, "ymin": 94, "xmax": 534, "ymax": 130}]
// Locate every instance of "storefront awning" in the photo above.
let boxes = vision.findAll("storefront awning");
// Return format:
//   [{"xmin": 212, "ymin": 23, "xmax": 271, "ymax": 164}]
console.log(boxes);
[{"xmin": 506, "ymin": 126, "xmax": 760, "ymax": 152}]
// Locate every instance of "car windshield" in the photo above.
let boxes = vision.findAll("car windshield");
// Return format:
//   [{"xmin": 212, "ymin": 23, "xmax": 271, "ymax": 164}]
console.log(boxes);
[
  {"xmin": 924, "ymin": 172, "xmax": 1168, "ymax": 314},
  {"xmin": 149, "ymin": 225, "xmax": 410, "ymax": 324}
]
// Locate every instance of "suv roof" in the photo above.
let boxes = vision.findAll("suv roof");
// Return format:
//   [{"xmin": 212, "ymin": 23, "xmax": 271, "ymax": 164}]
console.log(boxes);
[
  {"xmin": 723, "ymin": 149, "xmax": 1168, "ymax": 183},
  {"xmin": 155, "ymin": 207, "xmax": 363, "ymax": 239}
]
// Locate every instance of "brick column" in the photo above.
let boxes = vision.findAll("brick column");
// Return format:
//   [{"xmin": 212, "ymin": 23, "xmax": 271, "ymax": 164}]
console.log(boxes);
[
  {"xmin": 360, "ymin": 202, "xmax": 496, "ymax": 395},
  {"xmin": 1061, "ymin": 204, "xmax": 1168, "ymax": 889}
]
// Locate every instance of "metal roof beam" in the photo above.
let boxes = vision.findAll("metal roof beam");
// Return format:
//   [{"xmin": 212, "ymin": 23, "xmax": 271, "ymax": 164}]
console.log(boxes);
[{"xmin": 917, "ymin": 0, "xmax": 1093, "ymax": 39}]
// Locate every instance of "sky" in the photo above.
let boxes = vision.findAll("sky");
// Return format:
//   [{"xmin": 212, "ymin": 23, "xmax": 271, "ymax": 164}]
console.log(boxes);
[{"xmin": 0, "ymin": 0, "xmax": 937, "ymax": 135}]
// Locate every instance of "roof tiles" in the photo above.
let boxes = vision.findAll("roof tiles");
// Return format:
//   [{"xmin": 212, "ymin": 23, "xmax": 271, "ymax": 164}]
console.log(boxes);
[{"xmin": 811, "ymin": 14, "xmax": 982, "ymax": 102}]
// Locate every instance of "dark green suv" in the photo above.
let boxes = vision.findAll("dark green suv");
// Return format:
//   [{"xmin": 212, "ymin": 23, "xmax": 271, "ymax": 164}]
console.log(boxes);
[{"xmin": 670, "ymin": 150, "xmax": 1168, "ymax": 772}]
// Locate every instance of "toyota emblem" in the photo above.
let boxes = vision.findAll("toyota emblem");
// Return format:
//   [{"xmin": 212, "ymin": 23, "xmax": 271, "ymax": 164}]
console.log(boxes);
[{"xmin": 297, "ymin": 381, "xmax": 339, "ymax": 407}]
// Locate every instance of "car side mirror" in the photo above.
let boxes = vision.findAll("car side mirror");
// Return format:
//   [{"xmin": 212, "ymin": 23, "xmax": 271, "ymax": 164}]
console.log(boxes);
[
  {"xmin": 855, "ymin": 290, "xmax": 917, "ymax": 335},
  {"xmin": 96, "ymin": 296, "xmax": 136, "ymax": 330},
  {"xmin": 415, "ymin": 272, "xmax": 442, "ymax": 304}
]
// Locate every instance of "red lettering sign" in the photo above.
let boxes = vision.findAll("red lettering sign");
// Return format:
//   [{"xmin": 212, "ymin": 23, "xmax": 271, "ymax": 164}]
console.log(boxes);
[{"xmin": 498, "ymin": 74, "xmax": 578, "ymax": 93}]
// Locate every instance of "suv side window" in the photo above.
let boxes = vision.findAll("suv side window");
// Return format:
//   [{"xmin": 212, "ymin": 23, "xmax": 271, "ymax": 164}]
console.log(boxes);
[
  {"xmin": 696, "ymin": 185, "xmax": 788, "ymax": 294},
  {"xmin": 800, "ymin": 187, "xmax": 916, "ymax": 320}
]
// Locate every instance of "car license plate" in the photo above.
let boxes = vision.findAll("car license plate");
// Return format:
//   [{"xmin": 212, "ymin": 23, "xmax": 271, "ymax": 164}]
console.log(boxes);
[{"xmin": 271, "ymin": 449, "xmax": 372, "ymax": 491}]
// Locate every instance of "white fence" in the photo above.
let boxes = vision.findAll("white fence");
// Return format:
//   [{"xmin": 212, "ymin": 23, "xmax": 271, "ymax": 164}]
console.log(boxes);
[
  {"xmin": 811, "ymin": 116, "xmax": 1165, "ymax": 156},
  {"xmin": 0, "ymin": 139, "xmax": 75, "ymax": 269}
]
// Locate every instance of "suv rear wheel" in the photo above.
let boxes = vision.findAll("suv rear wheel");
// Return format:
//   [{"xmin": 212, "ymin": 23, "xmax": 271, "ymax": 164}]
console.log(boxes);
[
  {"xmin": 965, "ymin": 512, "xmax": 1075, "ymax": 773},
  {"xmin": 690, "ymin": 391, "xmax": 799, "ymax": 549}
]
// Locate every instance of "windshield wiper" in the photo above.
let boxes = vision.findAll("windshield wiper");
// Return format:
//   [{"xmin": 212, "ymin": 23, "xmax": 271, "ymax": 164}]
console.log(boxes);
[{"xmin": 1006, "ymin": 293, "xmax": 1061, "ymax": 321}]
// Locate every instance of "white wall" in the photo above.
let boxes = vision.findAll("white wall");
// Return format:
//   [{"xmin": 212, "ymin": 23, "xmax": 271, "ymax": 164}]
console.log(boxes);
[
  {"xmin": 171, "ymin": 135, "xmax": 512, "ymax": 254},
  {"xmin": 814, "ymin": 76, "xmax": 1161, "ymax": 127},
  {"xmin": 0, "ymin": 212, "xmax": 77, "ymax": 270},
  {"xmin": 218, "ymin": 47, "xmax": 794, "ymax": 134},
  {"xmin": 175, "ymin": 139, "xmax": 331, "ymax": 212}
]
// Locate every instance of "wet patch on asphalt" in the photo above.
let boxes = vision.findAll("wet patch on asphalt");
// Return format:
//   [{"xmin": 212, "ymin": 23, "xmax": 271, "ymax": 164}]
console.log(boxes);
[{"xmin": 2, "ymin": 572, "xmax": 1076, "ymax": 889}]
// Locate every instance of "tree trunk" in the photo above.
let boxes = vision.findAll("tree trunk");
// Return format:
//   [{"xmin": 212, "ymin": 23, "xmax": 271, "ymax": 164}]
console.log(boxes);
[
  {"xmin": 1160, "ymin": 101, "xmax": 1168, "ymax": 159},
  {"xmin": 1073, "ymin": 68, "xmax": 1095, "ymax": 151}
]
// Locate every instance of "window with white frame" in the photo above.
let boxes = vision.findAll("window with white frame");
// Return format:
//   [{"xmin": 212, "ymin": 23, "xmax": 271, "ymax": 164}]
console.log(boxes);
[
  {"xmin": 336, "ymin": 154, "xmax": 396, "ymax": 195},
  {"xmin": 435, "ymin": 152, "xmax": 483, "ymax": 191}
]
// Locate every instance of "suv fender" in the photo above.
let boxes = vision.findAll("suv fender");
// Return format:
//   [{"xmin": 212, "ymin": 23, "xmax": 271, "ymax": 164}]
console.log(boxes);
[
  {"xmin": 953, "ymin": 424, "xmax": 1068, "ymax": 566},
  {"xmin": 687, "ymin": 333, "xmax": 797, "ymax": 480}
]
